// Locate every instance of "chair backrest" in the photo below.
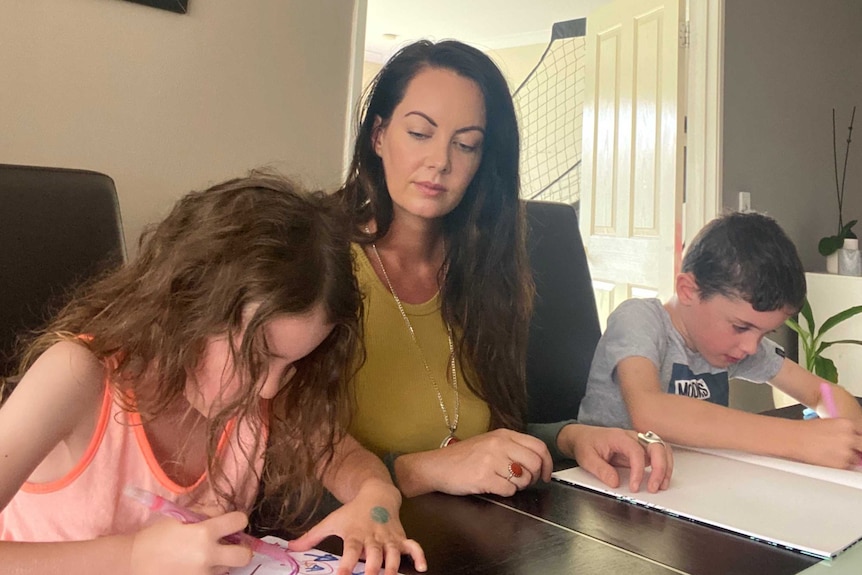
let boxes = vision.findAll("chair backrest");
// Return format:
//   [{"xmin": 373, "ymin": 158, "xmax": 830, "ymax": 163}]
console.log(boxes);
[
  {"xmin": 525, "ymin": 200, "xmax": 601, "ymax": 423},
  {"xmin": 0, "ymin": 164, "xmax": 126, "ymax": 377}
]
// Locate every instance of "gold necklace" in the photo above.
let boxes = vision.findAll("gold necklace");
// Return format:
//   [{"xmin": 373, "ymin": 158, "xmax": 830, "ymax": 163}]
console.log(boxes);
[{"xmin": 368, "ymin": 240, "xmax": 460, "ymax": 448}]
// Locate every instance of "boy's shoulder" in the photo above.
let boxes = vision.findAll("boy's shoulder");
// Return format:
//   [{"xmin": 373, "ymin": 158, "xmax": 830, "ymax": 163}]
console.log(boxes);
[{"xmin": 610, "ymin": 297, "xmax": 666, "ymax": 323}]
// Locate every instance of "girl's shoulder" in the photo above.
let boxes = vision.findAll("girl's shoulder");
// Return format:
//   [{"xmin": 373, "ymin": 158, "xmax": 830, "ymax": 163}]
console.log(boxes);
[{"xmin": 9, "ymin": 340, "xmax": 106, "ymax": 439}]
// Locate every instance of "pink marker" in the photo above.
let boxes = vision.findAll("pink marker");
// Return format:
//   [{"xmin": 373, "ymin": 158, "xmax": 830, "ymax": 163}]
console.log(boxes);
[
  {"xmin": 819, "ymin": 382, "xmax": 839, "ymax": 419},
  {"xmin": 124, "ymin": 486, "xmax": 298, "ymax": 571}
]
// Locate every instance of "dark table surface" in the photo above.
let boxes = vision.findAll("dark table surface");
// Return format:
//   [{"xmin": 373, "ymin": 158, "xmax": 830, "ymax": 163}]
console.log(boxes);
[{"xmin": 266, "ymin": 402, "xmax": 848, "ymax": 574}]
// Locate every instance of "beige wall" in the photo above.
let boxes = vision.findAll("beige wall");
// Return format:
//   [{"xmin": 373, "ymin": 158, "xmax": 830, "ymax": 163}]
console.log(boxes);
[{"xmin": 1, "ymin": 0, "xmax": 358, "ymax": 254}]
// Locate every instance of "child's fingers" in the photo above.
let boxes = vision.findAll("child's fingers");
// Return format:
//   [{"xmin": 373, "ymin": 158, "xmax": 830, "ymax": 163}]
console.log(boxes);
[
  {"xmin": 288, "ymin": 522, "xmax": 329, "ymax": 552},
  {"xmin": 336, "ymin": 539, "xmax": 365, "ymax": 575},
  {"xmin": 401, "ymin": 538, "xmax": 427, "ymax": 573},
  {"xmin": 212, "ymin": 542, "xmax": 254, "ymax": 569},
  {"xmin": 207, "ymin": 511, "xmax": 249, "ymax": 539}
]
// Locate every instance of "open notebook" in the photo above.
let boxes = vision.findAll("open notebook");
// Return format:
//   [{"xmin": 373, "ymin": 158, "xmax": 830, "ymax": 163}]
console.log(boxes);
[{"xmin": 553, "ymin": 446, "xmax": 862, "ymax": 559}]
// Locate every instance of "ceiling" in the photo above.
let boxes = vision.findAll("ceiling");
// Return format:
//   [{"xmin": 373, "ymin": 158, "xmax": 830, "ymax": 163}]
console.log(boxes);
[{"xmin": 364, "ymin": 0, "xmax": 612, "ymax": 63}]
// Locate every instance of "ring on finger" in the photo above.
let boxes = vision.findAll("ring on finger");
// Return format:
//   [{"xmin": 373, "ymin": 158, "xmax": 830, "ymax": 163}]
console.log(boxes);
[
  {"xmin": 637, "ymin": 430, "xmax": 666, "ymax": 448},
  {"xmin": 506, "ymin": 461, "xmax": 524, "ymax": 481}
]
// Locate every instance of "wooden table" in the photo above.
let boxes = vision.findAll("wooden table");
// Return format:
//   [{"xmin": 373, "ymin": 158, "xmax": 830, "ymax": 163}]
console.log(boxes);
[{"xmin": 267, "ymin": 403, "xmax": 851, "ymax": 574}]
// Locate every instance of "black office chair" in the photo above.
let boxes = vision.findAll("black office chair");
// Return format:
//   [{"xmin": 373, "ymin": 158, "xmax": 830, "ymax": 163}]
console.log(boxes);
[
  {"xmin": 0, "ymin": 164, "xmax": 126, "ymax": 380},
  {"xmin": 525, "ymin": 200, "xmax": 601, "ymax": 423}
]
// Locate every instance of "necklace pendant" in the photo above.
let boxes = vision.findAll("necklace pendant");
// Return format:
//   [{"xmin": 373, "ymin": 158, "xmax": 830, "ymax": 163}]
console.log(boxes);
[{"xmin": 440, "ymin": 434, "xmax": 460, "ymax": 448}]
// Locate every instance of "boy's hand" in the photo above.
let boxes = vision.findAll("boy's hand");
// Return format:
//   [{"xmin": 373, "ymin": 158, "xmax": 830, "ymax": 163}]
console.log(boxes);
[
  {"xmin": 289, "ymin": 479, "xmax": 426, "ymax": 575},
  {"xmin": 794, "ymin": 418, "xmax": 862, "ymax": 469},
  {"xmin": 130, "ymin": 511, "xmax": 253, "ymax": 575},
  {"xmin": 558, "ymin": 424, "xmax": 674, "ymax": 493}
]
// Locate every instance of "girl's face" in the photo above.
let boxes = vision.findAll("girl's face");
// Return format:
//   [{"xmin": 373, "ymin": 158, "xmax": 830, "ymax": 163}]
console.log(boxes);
[
  {"xmin": 373, "ymin": 67, "xmax": 486, "ymax": 223},
  {"xmin": 188, "ymin": 303, "xmax": 334, "ymax": 416}
]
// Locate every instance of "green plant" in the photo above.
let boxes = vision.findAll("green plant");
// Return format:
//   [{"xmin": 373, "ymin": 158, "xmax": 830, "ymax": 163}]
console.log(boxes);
[
  {"xmin": 786, "ymin": 298, "xmax": 862, "ymax": 383},
  {"xmin": 819, "ymin": 106, "xmax": 857, "ymax": 256}
]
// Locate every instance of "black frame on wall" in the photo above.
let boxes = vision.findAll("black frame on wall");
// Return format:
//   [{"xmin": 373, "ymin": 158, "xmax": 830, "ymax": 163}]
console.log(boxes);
[{"xmin": 124, "ymin": 0, "xmax": 188, "ymax": 14}]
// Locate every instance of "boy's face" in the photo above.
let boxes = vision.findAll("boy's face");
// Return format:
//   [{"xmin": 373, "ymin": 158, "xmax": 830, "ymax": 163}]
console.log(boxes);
[{"xmin": 678, "ymin": 278, "xmax": 792, "ymax": 368}]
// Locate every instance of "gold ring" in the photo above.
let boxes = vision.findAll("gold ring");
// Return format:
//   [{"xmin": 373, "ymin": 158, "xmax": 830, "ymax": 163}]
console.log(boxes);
[{"xmin": 637, "ymin": 431, "xmax": 666, "ymax": 448}]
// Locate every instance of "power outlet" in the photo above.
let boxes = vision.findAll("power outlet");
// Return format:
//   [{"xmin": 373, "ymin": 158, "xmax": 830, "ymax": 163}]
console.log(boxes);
[{"xmin": 738, "ymin": 191, "xmax": 751, "ymax": 212}]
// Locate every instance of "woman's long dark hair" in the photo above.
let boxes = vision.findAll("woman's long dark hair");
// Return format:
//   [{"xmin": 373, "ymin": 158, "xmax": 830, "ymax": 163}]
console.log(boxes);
[
  {"xmin": 337, "ymin": 40, "xmax": 533, "ymax": 430},
  {"xmin": 17, "ymin": 172, "xmax": 363, "ymax": 528}
]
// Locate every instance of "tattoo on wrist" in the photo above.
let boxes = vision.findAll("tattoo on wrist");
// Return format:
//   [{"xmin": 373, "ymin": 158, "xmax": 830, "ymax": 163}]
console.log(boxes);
[{"xmin": 370, "ymin": 506, "xmax": 390, "ymax": 524}]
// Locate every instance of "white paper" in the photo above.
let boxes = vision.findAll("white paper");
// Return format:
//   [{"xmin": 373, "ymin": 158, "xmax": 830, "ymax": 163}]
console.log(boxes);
[
  {"xmin": 229, "ymin": 536, "xmax": 402, "ymax": 575},
  {"xmin": 552, "ymin": 446, "xmax": 862, "ymax": 559}
]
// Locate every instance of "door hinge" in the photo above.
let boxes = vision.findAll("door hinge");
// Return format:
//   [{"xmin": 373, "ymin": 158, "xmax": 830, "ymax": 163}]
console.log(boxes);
[{"xmin": 679, "ymin": 20, "xmax": 690, "ymax": 47}]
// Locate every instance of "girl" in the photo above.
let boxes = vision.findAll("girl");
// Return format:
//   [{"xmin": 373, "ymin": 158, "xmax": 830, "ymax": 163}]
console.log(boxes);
[
  {"xmin": 0, "ymin": 173, "xmax": 425, "ymax": 575},
  {"xmin": 337, "ymin": 40, "xmax": 672, "ymax": 497}
]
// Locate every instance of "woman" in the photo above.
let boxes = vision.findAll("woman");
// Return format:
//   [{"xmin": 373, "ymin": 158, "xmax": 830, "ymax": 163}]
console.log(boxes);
[{"xmin": 337, "ymin": 39, "xmax": 672, "ymax": 498}]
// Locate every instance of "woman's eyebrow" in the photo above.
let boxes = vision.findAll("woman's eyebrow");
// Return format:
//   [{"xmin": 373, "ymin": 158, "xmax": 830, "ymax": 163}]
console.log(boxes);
[{"xmin": 404, "ymin": 111, "xmax": 485, "ymax": 135}]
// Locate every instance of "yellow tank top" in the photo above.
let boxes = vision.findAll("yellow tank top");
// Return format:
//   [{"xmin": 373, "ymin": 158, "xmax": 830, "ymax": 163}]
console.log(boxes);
[{"xmin": 349, "ymin": 244, "xmax": 491, "ymax": 456}]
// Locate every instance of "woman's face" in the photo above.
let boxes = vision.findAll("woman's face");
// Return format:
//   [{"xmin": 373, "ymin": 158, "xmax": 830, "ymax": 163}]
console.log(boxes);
[{"xmin": 373, "ymin": 66, "xmax": 486, "ymax": 223}]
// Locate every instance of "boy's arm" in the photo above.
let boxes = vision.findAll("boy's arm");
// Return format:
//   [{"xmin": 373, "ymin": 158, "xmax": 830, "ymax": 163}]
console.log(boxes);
[
  {"xmin": 618, "ymin": 356, "xmax": 862, "ymax": 467},
  {"xmin": 769, "ymin": 359, "xmax": 862, "ymax": 420}
]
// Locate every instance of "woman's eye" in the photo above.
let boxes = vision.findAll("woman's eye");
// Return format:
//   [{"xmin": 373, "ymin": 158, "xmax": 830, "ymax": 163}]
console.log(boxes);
[
  {"xmin": 454, "ymin": 141, "xmax": 480, "ymax": 153},
  {"xmin": 408, "ymin": 131, "xmax": 430, "ymax": 140}
]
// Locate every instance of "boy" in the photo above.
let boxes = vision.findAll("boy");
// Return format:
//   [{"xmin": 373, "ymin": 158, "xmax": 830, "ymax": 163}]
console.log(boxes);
[{"xmin": 578, "ymin": 211, "xmax": 862, "ymax": 469}]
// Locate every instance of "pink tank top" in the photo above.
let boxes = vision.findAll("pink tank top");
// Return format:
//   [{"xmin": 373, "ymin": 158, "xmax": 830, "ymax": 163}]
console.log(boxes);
[{"xmin": 0, "ymin": 380, "xmax": 267, "ymax": 542}]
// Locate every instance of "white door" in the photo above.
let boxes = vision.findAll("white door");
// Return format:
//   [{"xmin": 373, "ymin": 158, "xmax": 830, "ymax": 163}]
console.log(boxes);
[{"xmin": 579, "ymin": 0, "xmax": 686, "ymax": 327}]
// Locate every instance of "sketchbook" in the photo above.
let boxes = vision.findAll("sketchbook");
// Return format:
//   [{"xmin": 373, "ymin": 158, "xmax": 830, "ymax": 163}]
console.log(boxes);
[
  {"xmin": 229, "ymin": 536, "xmax": 402, "ymax": 575},
  {"xmin": 552, "ymin": 446, "xmax": 862, "ymax": 559}
]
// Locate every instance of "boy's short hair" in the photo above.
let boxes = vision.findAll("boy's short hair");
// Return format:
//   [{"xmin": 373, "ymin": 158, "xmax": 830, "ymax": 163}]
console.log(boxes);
[{"xmin": 681, "ymin": 211, "xmax": 806, "ymax": 312}]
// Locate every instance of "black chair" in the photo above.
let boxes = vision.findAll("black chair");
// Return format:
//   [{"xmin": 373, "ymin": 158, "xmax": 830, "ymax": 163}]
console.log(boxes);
[
  {"xmin": 0, "ymin": 164, "xmax": 126, "ymax": 379},
  {"xmin": 525, "ymin": 200, "xmax": 601, "ymax": 423}
]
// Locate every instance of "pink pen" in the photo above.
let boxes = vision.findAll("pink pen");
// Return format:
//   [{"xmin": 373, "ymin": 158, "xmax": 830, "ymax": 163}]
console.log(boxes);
[
  {"xmin": 819, "ymin": 382, "xmax": 839, "ymax": 419},
  {"xmin": 124, "ymin": 486, "xmax": 298, "ymax": 571}
]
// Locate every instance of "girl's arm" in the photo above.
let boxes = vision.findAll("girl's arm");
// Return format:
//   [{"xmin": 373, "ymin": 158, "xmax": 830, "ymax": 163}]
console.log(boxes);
[
  {"xmin": 0, "ymin": 512, "xmax": 252, "ymax": 575},
  {"xmin": 289, "ymin": 433, "xmax": 427, "ymax": 575},
  {"xmin": 0, "ymin": 340, "xmax": 104, "ymax": 509},
  {"xmin": 0, "ymin": 341, "xmax": 254, "ymax": 574}
]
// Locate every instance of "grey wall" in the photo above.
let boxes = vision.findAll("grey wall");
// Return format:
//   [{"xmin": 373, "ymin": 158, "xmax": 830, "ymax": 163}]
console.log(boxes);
[
  {"xmin": 723, "ymin": 0, "xmax": 862, "ymax": 411},
  {"xmin": 0, "ymin": 0, "xmax": 359, "ymax": 253},
  {"xmin": 723, "ymin": 0, "xmax": 862, "ymax": 272}
]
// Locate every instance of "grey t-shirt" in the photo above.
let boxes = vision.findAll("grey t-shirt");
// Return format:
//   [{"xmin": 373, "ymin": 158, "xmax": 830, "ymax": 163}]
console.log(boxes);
[{"xmin": 578, "ymin": 298, "xmax": 786, "ymax": 429}]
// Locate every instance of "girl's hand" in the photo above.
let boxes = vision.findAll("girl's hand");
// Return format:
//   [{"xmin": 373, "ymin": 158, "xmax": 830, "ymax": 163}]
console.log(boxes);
[
  {"xmin": 397, "ymin": 428, "xmax": 554, "ymax": 497},
  {"xmin": 558, "ymin": 424, "xmax": 673, "ymax": 493},
  {"xmin": 130, "ymin": 511, "xmax": 253, "ymax": 575},
  {"xmin": 289, "ymin": 479, "xmax": 426, "ymax": 575}
]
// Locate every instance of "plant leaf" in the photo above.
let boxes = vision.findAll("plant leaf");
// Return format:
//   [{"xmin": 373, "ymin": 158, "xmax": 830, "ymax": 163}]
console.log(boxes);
[
  {"xmin": 800, "ymin": 299, "xmax": 815, "ymax": 336},
  {"xmin": 813, "ymin": 356, "xmax": 839, "ymax": 383},
  {"xmin": 819, "ymin": 305, "xmax": 862, "ymax": 336},
  {"xmin": 841, "ymin": 220, "xmax": 858, "ymax": 238},
  {"xmin": 817, "ymin": 339, "xmax": 862, "ymax": 353},
  {"xmin": 819, "ymin": 235, "xmax": 844, "ymax": 256}
]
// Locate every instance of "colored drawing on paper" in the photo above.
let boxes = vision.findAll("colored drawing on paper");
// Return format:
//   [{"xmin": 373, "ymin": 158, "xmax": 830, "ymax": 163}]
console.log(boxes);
[{"xmin": 229, "ymin": 536, "xmax": 396, "ymax": 575}]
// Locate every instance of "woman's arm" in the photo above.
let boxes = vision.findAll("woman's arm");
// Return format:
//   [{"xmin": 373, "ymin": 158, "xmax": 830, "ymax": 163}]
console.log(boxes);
[{"xmin": 391, "ymin": 428, "xmax": 553, "ymax": 497}]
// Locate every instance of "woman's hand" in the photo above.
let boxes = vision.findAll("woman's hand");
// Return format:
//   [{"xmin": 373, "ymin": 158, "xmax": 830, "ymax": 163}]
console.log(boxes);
[
  {"xmin": 289, "ymin": 478, "xmax": 426, "ymax": 575},
  {"xmin": 394, "ymin": 428, "xmax": 554, "ymax": 498},
  {"xmin": 557, "ymin": 424, "xmax": 673, "ymax": 493},
  {"xmin": 130, "ymin": 511, "xmax": 253, "ymax": 575}
]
